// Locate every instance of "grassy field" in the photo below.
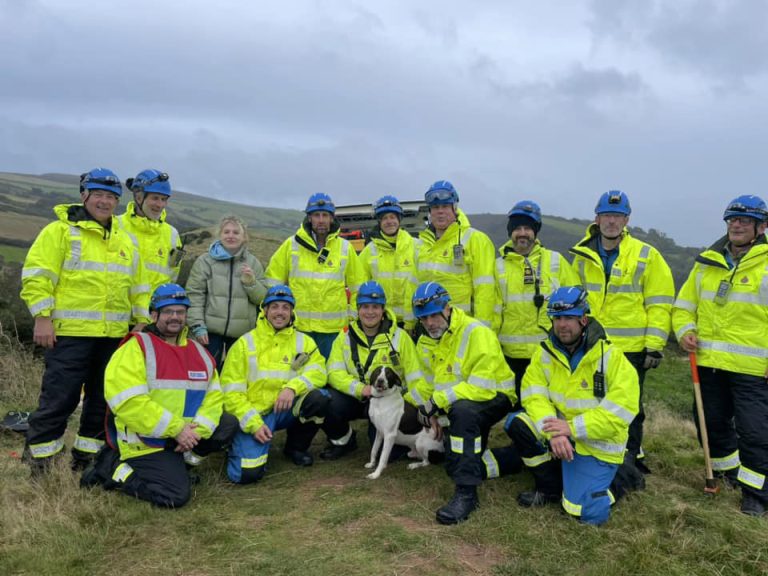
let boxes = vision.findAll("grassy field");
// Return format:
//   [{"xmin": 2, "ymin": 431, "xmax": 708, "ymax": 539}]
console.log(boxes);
[{"xmin": 1, "ymin": 336, "xmax": 766, "ymax": 576}]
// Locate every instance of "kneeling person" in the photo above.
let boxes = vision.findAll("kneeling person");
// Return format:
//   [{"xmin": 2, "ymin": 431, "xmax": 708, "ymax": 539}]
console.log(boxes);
[
  {"xmin": 410, "ymin": 282, "xmax": 518, "ymax": 525},
  {"xmin": 320, "ymin": 281, "xmax": 425, "ymax": 459},
  {"xmin": 222, "ymin": 285, "xmax": 329, "ymax": 483},
  {"xmin": 101, "ymin": 284, "xmax": 236, "ymax": 508},
  {"xmin": 507, "ymin": 287, "xmax": 639, "ymax": 526}
]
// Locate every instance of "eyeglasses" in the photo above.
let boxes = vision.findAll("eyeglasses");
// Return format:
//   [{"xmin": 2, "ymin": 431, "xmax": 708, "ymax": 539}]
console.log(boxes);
[
  {"xmin": 158, "ymin": 308, "xmax": 187, "ymax": 317},
  {"xmin": 425, "ymin": 189, "xmax": 456, "ymax": 204}
]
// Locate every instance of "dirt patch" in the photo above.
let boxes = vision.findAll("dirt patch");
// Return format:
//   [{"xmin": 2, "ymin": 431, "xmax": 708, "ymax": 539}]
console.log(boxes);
[{"xmin": 454, "ymin": 542, "xmax": 506, "ymax": 575}]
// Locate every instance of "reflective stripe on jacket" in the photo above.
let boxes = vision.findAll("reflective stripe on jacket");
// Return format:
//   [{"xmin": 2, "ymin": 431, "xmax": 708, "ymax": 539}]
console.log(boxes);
[
  {"xmin": 412, "ymin": 307, "xmax": 516, "ymax": 410},
  {"xmin": 673, "ymin": 235, "xmax": 768, "ymax": 377},
  {"xmin": 118, "ymin": 201, "xmax": 182, "ymax": 290},
  {"xmin": 265, "ymin": 221, "xmax": 364, "ymax": 333},
  {"xmin": 359, "ymin": 229, "xmax": 419, "ymax": 329},
  {"xmin": 327, "ymin": 309, "xmax": 426, "ymax": 402},
  {"xmin": 221, "ymin": 315, "xmax": 327, "ymax": 433},
  {"xmin": 104, "ymin": 329, "xmax": 223, "ymax": 459},
  {"xmin": 21, "ymin": 204, "xmax": 151, "ymax": 337},
  {"xmin": 521, "ymin": 319, "xmax": 639, "ymax": 465},
  {"xmin": 417, "ymin": 210, "xmax": 499, "ymax": 330},
  {"xmin": 570, "ymin": 226, "xmax": 674, "ymax": 352},
  {"xmin": 496, "ymin": 240, "xmax": 577, "ymax": 359}
]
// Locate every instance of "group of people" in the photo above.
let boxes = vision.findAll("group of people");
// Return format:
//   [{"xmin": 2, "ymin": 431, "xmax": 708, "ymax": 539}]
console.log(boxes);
[{"xmin": 18, "ymin": 167, "xmax": 768, "ymax": 526}]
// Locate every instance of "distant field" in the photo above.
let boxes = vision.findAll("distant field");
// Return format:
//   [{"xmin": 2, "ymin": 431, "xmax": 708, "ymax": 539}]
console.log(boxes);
[
  {"xmin": 0, "ymin": 245, "xmax": 28, "ymax": 263},
  {"xmin": 0, "ymin": 213, "xmax": 52, "ymax": 243}
]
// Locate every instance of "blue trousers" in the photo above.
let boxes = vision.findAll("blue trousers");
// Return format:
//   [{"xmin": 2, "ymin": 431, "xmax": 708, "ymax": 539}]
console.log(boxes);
[
  {"xmin": 228, "ymin": 410, "xmax": 298, "ymax": 484},
  {"xmin": 561, "ymin": 454, "xmax": 618, "ymax": 526}
]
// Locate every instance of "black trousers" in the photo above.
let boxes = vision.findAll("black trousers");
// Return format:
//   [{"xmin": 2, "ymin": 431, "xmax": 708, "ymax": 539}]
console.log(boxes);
[
  {"xmin": 504, "ymin": 356, "xmax": 531, "ymax": 412},
  {"xmin": 321, "ymin": 388, "xmax": 369, "ymax": 441},
  {"xmin": 26, "ymin": 336, "xmax": 121, "ymax": 463},
  {"xmin": 696, "ymin": 367, "xmax": 768, "ymax": 501},
  {"xmin": 120, "ymin": 413, "xmax": 238, "ymax": 508},
  {"xmin": 444, "ymin": 394, "xmax": 512, "ymax": 487},
  {"xmin": 623, "ymin": 351, "xmax": 647, "ymax": 461}
]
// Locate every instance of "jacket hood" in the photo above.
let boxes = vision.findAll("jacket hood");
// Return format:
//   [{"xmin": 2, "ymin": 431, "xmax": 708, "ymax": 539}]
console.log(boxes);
[
  {"xmin": 295, "ymin": 219, "xmax": 341, "ymax": 251},
  {"xmin": 421, "ymin": 208, "xmax": 471, "ymax": 239},
  {"xmin": 54, "ymin": 203, "xmax": 114, "ymax": 231},
  {"xmin": 208, "ymin": 240, "xmax": 247, "ymax": 261},
  {"xmin": 697, "ymin": 233, "xmax": 768, "ymax": 268},
  {"xmin": 545, "ymin": 316, "xmax": 607, "ymax": 357}
]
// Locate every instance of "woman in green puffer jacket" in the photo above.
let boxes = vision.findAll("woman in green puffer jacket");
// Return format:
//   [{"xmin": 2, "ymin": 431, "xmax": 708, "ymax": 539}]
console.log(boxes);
[{"xmin": 186, "ymin": 215, "xmax": 268, "ymax": 368}]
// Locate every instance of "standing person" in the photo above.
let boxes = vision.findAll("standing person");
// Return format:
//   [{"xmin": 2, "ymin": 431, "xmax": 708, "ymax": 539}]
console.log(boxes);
[
  {"xmin": 120, "ymin": 169, "xmax": 184, "ymax": 291},
  {"xmin": 570, "ymin": 190, "xmax": 674, "ymax": 470},
  {"xmin": 221, "ymin": 285, "xmax": 330, "ymax": 483},
  {"xmin": 497, "ymin": 200, "xmax": 577, "ymax": 407},
  {"xmin": 507, "ymin": 287, "xmax": 639, "ymax": 526},
  {"xmin": 673, "ymin": 196, "xmax": 768, "ymax": 517},
  {"xmin": 318, "ymin": 281, "xmax": 425, "ymax": 460},
  {"xmin": 409, "ymin": 282, "xmax": 517, "ymax": 524},
  {"xmin": 98, "ymin": 284, "xmax": 236, "ymax": 508},
  {"xmin": 265, "ymin": 193, "xmax": 364, "ymax": 359},
  {"xmin": 359, "ymin": 196, "xmax": 419, "ymax": 332},
  {"xmin": 20, "ymin": 168, "xmax": 151, "ymax": 474},
  {"xmin": 416, "ymin": 181, "xmax": 498, "ymax": 330},
  {"xmin": 186, "ymin": 215, "xmax": 268, "ymax": 368}
]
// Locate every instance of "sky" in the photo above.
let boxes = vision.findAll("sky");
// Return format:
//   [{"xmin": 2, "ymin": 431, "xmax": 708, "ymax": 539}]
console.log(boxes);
[{"xmin": 2, "ymin": 0, "xmax": 768, "ymax": 247}]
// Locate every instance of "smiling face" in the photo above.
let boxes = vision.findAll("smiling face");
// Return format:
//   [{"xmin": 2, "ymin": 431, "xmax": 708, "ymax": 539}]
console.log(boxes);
[
  {"xmin": 429, "ymin": 204, "xmax": 457, "ymax": 233},
  {"xmin": 220, "ymin": 221, "xmax": 246, "ymax": 252},
  {"xmin": 152, "ymin": 304, "xmax": 188, "ymax": 339},
  {"xmin": 136, "ymin": 191, "xmax": 169, "ymax": 221},
  {"xmin": 379, "ymin": 213, "xmax": 400, "ymax": 236},
  {"xmin": 81, "ymin": 189, "xmax": 119, "ymax": 225},
  {"xmin": 358, "ymin": 303, "xmax": 384, "ymax": 333},
  {"xmin": 727, "ymin": 216, "xmax": 766, "ymax": 248},
  {"xmin": 265, "ymin": 300, "xmax": 293, "ymax": 330},
  {"xmin": 510, "ymin": 224, "xmax": 536, "ymax": 255},
  {"xmin": 552, "ymin": 315, "xmax": 588, "ymax": 346}
]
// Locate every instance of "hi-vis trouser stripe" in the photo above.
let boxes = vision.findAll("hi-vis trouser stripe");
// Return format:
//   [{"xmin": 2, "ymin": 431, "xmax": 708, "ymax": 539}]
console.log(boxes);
[
  {"xmin": 242, "ymin": 455, "xmax": 268, "ymax": 469},
  {"xmin": 513, "ymin": 412, "xmax": 553, "ymax": 467},
  {"xmin": 450, "ymin": 435, "xmax": 482, "ymax": 455},
  {"xmin": 711, "ymin": 449, "xmax": 740, "ymax": 471},
  {"xmin": 562, "ymin": 491, "xmax": 616, "ymax": 518},
  {"xmin": 112, "ymin": 462, "xmax": 135, "ymax": 483},
  {"xmin": 73, "ymin": 435, "xmax": 104, "ymax": 454},
  {"xmin": 738, "ymin": 465, "xmax": 766, "ymax": 490},
  {"xmin": 482, "ymin": 449, "xmax": 500, "ymax": 479},
  {"xmin": 29, "ymin": 437, "xmax": 65, "ymax": 459}
]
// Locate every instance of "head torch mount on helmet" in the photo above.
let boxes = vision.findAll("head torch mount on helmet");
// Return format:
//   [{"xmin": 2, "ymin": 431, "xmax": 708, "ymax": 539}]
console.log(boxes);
[
  {"xmin": 547, "ymin": 286, "xmax": 590, "ymax": 318},
  {"xmin": 151, "ymin": 283, "xmax": 191, "ymax": 311},
  {"xmin": 305, "ymin": 193, "xmax": 336, "ymax": 215},
  {"xmin": 263, "ymin": 284, "xmax": 296, "ymax": 307},
  {"xmin": 412, "ymin": 282, "xmax": 451, "ymax": 318},
  {"xmin": 80, "ymin": 168, "xmax": 123, "ymax": 197},
  {"xmin": 357, "ymin": 281, "xmax": 387, "ymax": 307},
  {"xmin": 373, "ymin": 195, "xmax": 403, "ymax": 218},
  {"xmin": 723, "ymin": 195, "xmax": 768, "ymax": 223},
  {"xmin": 595, "ymin": 190, "xmax": 631, "ymax": 216}
]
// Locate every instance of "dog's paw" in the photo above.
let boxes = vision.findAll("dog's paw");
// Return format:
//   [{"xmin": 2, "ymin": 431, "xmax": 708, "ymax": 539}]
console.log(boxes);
[
  {"xmin": 407, "ymin": 461, "xmax": 428, "ymax": 470},
  {"xmin": 366, "ymin": 471, "xmax": 381, "ymax": 479},
  {"xmin": 364, "ymin": 461, "xmax": 375, "ymax": 469},
  {"xmin": 407, "ymin": 450, "xmax": 417, "ymax": 458}
]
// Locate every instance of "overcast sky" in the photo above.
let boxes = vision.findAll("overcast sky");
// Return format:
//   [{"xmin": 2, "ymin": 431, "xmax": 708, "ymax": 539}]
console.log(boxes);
[{"xmin": 2, "ymin": 0, "xmax": 767, "ymax": 246}]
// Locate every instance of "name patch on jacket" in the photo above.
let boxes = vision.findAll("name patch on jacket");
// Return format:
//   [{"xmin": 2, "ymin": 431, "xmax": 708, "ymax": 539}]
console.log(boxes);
[{"xmin": 188, "ymin": 371, "xmax": 208, "ymax": 380}]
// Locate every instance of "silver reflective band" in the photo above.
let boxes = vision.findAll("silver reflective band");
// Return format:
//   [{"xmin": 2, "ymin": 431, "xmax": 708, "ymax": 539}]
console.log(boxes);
[
  {"xmin": 29, "ymin": 297, "xmax": 55, "ymax": 316},
  {"xmin": 22, "ymin": 268, "xmax": 59, "ymax": 282},
  {"xmin": 698, "ymin": 339, "xmax": 768, "ymax": 358},
  {"xmin": 673, "ymin": 298, "xmax": 697, "ymax": 312},
  {"xmin": 107, "ymin": 384, "xmax": 150, "ymax": 408},
  {"xmin": 645, "ymin": 295, "xmax": 674, "ymax": 305}
]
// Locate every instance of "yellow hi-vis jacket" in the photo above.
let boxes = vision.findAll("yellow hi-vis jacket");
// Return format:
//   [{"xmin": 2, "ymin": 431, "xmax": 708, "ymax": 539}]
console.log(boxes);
[
  {"xmin": 104, "ymin": 328, "xmax": 223, "ymax": 460},
  {"xmin": 327, "ymin": 309, "xmax": 426, "ymax": 402},
  {"xmin": 408, "ymin": 307, "xmax": 517, "ymax": 410},
  {"xmin": 521, "ymin": 319, "xmax": 639, "ymax": 465},
  {"xmin": 417, "ymin": 210, "xmax": 499, "ymax": 331},
  {"xmin": 673, "ymin": 235, "xmax": 768, "ymax": 377},
  {"xmin": 118, "ymin": 201, "xmax": 182, "ymax": 290},
  {"xmin": 265, "ymin": 221, "xmax": 364, "ymax": 334},
  {"xmin": 359, "ymin": 228, "xmax": 419, "ymax": 330},
  {"xmin": 570, "ymin": 225, "xmax": 674, "ymax": 353},
  {"xmin": 221, "ymin": 315, "xmax": 327, "ymax": 434},
  {"xmin": 496, "ymin": 240, "xmax": 577, "ymax": 359},
  {"xmin": 21, "ymin": 204, "xmax": 151, "ymax": 337}
]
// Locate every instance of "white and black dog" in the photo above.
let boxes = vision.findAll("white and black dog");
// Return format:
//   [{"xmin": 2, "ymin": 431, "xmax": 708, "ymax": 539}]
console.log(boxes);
[{"xmin": 365, "ymin": 366, "xmax": 444, "ymax": 480}]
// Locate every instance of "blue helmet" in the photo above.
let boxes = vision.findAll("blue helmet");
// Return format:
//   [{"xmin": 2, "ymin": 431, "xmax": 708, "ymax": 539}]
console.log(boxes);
[
  {"xmin": 412, "ymin": 282, "xmax": 451, "ymax": 318},
  {"xmin": 595, "ymin": 190, "xmax": 631, "ymax": 216},
  {"xmin": 373, "ymin": 195, "xmax": 403, "ymax": 217},
  {"xmin": 128, "ymin": 169, "xmax": 172, "ymax": 196},
  {"xmin": 305, "ymin": 193, "xmax": 335, "ymax": 215},
  {"xmin": 80, "ymin": 167, "xmax": 122, "ymax": 197},
  {"xmin": 723, "ymin": 195, "xmax": 768, "ymax": 222},
  {"xmin": 507, "ymin": 200, "xmax": 542, "ymax": 234},
  {"xmin": 151, "ymin": 283, "xmax": 190, "ymax": 311},
  {"xmin": 263, "ymin": 284, "xmax": 296, "ymax": 307},
  {"xmin": 547, "ymin": 286, "xmax": 590, "ymax": 317},
  {"xmin": 425, "ymin": 180, "xmax": 459, "ymax": 206},
  {"xmin": 357, "ymin": 281, "xmax": 387, "ymax": 307}
]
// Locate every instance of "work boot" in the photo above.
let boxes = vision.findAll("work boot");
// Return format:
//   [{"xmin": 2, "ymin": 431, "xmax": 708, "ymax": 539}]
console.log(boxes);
[
  {"xmin": 716, "ymin": 470, "xmax": 740, "ymax": 490},
  {"xmin": 319, "ymin": 430, "xmax": 357, "ymax": 460},
  {"xmin": 284, "ymin": 448, "xmax": 314, "ymax": 467},
  {"xmin": 80, "ymin": 445, "xmax": 121, "ymax": 489},
  {"xmin": 435, "ymin": 485, "xmax": 479, "ymax": 525},
  {"xmin": 517, "ymin": 490, "xmax": 561, "ymax": 508},
  {"xmin": 740, "ymin": 493, "xmax": 767, "ymax": 517}
]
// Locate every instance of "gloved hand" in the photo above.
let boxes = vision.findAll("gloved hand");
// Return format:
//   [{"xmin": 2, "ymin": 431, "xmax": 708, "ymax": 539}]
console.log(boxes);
[
  {"xmin": 417, "ymin": 399, "xmax": 438, "ymax": 427},
  {"xmin": 643, "ymin": 349, "xmax": 663, "ymax": 369}
]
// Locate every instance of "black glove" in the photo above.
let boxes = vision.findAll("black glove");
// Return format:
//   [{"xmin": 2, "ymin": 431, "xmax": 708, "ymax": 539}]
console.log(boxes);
[
  {"xmin": 643, "ymin": 349, "xmax": 663, "ymax": 370},
  {"xmin": 417, "ymin": 400, "xmax": 438, "ymax": 427}
]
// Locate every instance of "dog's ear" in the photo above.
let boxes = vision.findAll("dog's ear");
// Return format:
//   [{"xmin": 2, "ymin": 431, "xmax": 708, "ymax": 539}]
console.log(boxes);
[{"xmin": 384, "ymin": 366, "xmax": 403, "ymax": 387}]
